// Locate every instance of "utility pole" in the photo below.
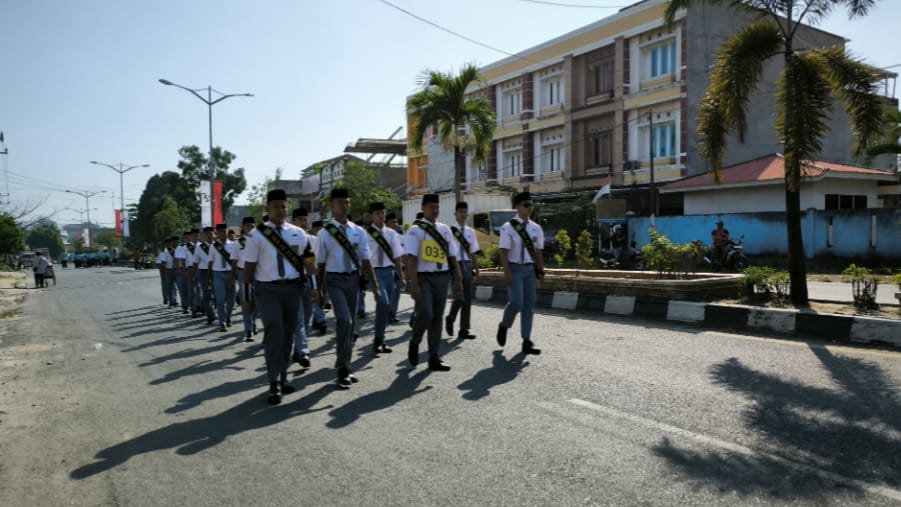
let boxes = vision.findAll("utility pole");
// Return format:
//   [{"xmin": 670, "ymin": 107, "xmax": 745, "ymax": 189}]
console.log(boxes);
[
  {"xmin": 65, "ymin": 189, "xmax": 106, "ymax": 247},
  {"xmin": 648, "ymin": 112, "xmax": 657, "ymax": 219},
  {"xmin": 0, "ymin": 132, "xmax": 9, "ymax": 205}
]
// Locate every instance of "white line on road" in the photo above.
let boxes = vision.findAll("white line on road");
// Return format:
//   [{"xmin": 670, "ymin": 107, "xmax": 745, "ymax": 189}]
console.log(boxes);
[{"xmin": 568, "ymin": 398, "xmax": 901, "ymax": 502}]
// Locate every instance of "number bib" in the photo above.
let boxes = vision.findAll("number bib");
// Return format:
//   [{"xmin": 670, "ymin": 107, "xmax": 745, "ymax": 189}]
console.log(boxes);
[{"xmin": 421, "ymin": 239, "xmax": 447, "ymax": 264}]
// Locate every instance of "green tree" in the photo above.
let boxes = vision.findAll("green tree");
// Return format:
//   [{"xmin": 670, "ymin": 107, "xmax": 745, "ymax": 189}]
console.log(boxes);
[
  {"xmin": 131, "ymin": 171, "xmax": 194, "ymax": 245},
  {"xmin": 575, "ymin": 230, "xmax": 594, "ymax": 269},
  {"xmin": 176, "ymin": 145, "xmax": 247, "ymax": 219},
  {"xmin": 554, "ymin": 229, "xmax": 572, "ymax": 268},
  {"xmin": 95, "ymin": 230, "xmax": 123, "ymax": 250},
  {"xmin": 0, "ymin": 213, "xmax": 26, "ymax": 262},
  {"xmin": 246, "ymin": 168, "xmax": 283, "ymax": 221},
  {"xmin": 320, "ymin": 161, "xmax": 403, "ymax": 221},
  {"xmin": 152, "ymin": 196, "xmax": 190, "ymax": 240},
  {"xmin": 665, "ymin": 0, "xmax": 884, "ymax": 306},
  {"xmin": 407, "ymin": 63, "xmax": 497, "ymax": 202},
  {"xmin": 26, "ymin": 224, "xmax": 64, "ymax": 258},
  {"xmin": 864, "ymin": 107, "xmax": 901, "ymax": 166}
]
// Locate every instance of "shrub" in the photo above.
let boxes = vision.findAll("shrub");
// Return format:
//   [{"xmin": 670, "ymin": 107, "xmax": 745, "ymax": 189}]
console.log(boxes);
[
  {"xmin": 553, "ymin": 229, "xmax": 572, "ymax": 268},
  {"xmin": 575, "ymin": 230, "xmax": 593, "ymax": 268},
  {"xmin": 843, "ymin": 263, "xmax": 878, "ymax": 310},
  {"xmin": 478, "ymin": 246, "xmax": 501, "ymax": 269},
  {"xmin": 641, "ymin": 229, "xmax": 699, "ymax": 278},
  {"xmin": 892, "ymin": 273, "xmax": 901, "ymax": 289},
  {"xmin": 740, "ymin": 266, "xmax": 790, "ymax": 302}
]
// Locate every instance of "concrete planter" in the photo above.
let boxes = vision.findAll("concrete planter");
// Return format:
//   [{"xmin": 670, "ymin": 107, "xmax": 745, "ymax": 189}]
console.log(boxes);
[{"xmin": 478, "ymin": 269, "xmax": 742, "ymax": 301}]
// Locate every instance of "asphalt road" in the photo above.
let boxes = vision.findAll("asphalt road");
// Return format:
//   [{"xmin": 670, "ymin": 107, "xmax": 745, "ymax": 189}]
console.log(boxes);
[{"xmin": 2, "ymin": 267, "xmax": 901, "ymax": 506}]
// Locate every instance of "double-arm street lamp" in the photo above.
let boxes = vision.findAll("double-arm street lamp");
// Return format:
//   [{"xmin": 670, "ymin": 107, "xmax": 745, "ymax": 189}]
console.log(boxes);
[
  {"xmin": 65, "ymin": 189, "xmax": 107, "ymax": 246},
  {"xmin": 90, "ymin": 161, "xmax": 149, "ymax": 235},
  {"xmin": 158, "ymin": 79, "xmax": 253, "ymax": 182}
]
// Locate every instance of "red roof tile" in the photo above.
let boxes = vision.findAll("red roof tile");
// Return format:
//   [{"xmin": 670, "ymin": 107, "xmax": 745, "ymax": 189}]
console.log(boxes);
[{"xmin": 664, "ymin": 154, "xmax": 894, "ymax": 191}]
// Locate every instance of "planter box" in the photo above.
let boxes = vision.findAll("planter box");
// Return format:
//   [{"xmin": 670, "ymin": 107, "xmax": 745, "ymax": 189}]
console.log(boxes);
[{"xmin": 479, "ymin": 269, "xmax": 742, "ymax": 301}]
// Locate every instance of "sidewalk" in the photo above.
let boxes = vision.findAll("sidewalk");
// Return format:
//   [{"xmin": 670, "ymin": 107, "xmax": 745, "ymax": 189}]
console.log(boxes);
[{"xmin": 807, "ymin": 281, "xmax": 898, "ymax": 306}]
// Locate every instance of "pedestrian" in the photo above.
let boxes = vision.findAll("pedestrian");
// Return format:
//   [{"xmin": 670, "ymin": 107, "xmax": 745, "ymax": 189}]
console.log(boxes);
[
  {"xmin": 408, "ymin": 211, "xmax": 425, "ymax": 329},
  {"xmin": 404, "ymin": 194, "xmax": 463, "ymax": 371},
  {"xmin": 365, "ymin": 202, "xmax": 405, "ymax": 355},
  {"xmin": 385, "ymin": 212, "xmax": 403, "ymax": 324},
  {"xmin": 193, "ymin": 227, "xmax": 215, "ymax": 322},
  {"xmin": 446, "ymin": 201, "xmax": 480, "ymax": 340},
  {"xmin": 242, "ymin": 189, "xmax": 315, "ymax": 405},
  {"xmin": 32, "ymin": 251, "xmax": 49, "ymax": 288},
  {"xmin": 314, "ymin": 188, "xmax": 379, "ymax": 389},
  {"xmin": 157, "ymin": 241, "xmax": 170, "ymax": 305},
  {"xmin": 307, "ymin": 220, "xmax": 328, "ymax": 335},
  {"xmin": 163, "ymin": 237, "xmax": 180, "ymax": 307},
  {"xmin": 208, "ymin": 223, "xmax": 236, "ymax": 332},
  {"xmin": 231, "ymin": 217, "xmax": 261, "ymax": 341},
  {"xmin": 60, "ymin": 252, "xmax": 68, "ymax": 269},
  {"xmin": 497, "ymin": 192, "xmax": 544, "ymax": 355},
  {"xmin": 174, "ymin": 230, "xmax": 193, "ymax": 315},
  {"xmin": 290, "ymin": 207, "xmax": 315, "ymax": 368}
]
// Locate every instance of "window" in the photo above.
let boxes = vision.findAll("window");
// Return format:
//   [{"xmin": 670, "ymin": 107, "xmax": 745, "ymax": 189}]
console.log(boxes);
[
  {"xmin": 545, "ymin": 77, "xmax": 563, "ymax": 106},
  {"xmin": 503, "ymin": 90, "xmax": 522, "ymax": 116},
  {"xmin": 650, "ymin": 122, "xmax": 676, "ymax": 158},
  {"xmin": 590, "ymin": 132, "xmax": 612, "ymax": 167},
  {"xmin": 543, "ymin": 145, "xmax": 564, "ymax": 173},
  {"xmin": 646, "ymin": 40, "xmax": 677, "ymax": 79},
  {"xmin": 503, "ymin": 151, "xmax": 523, "ymax": 178},
  {"xmin": 825, "ymin": 194, "xmax": 868, "ymax": 210},
  {"xmin": 588, "ymin": 61, "xmax": 614, "ymax": 95}
]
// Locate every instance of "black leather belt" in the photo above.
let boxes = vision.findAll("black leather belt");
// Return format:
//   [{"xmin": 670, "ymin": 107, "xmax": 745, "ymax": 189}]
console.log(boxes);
[
  {"xmin": 417, "ymin": 271, "xmax": 449, "ymax": 276},
  {"xmin": 326, "ymin": 272, "xmax": 356, "ymax": 276},
  {"xmin": 374, "ymin": 266, "xmax": 395, "ymax": 270},
  {"xmin": 258, "ymin": 278, "xmax": 301, "ymax": 285}
]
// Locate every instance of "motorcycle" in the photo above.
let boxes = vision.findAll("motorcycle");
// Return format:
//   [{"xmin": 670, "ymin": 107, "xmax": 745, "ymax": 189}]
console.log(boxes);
[
  {"xmin": 599, "ymin": 242, "xmax": 644, "ymax": 270},
  {"xmin": 706, "ymin": 236, "xmax": 748, "ymax": 272}
]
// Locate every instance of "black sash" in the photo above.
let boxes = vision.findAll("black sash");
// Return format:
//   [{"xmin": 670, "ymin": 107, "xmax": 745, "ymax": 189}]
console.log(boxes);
[
  {"xmin": 212, "ymin": 241, "xmax": 230, "ymax": 269},
  {"xmin": 366, "ymin": 225, "xmax": 394, "ymax": 262},
  {"xmin": 200, "ymin": 243, "xmax": 210, "ymax": 255},
  {"xmin": 256, "ymin": 224, "xmax": 312, "ymax": 279},
  {"xmin": 187, "ymin": 243, "xmax": 196, "ymax": 255},
  {"xmin": 239, "ymin": 237, "xmax": 246, "ymax": 249},
  {"xmin": 451, "ymin": 225, "xmax": 473, "ymax": 260},
  {"xmin": 509, "ymin": 218, "xmax": 543, "ymax": 279},
  {"xmin": 415, "ymin": 219, "xmax": 451, "ymax": 269},
  {"xmin": 324, "ymin": 222, "xmax": 360, "ymax": 269}
]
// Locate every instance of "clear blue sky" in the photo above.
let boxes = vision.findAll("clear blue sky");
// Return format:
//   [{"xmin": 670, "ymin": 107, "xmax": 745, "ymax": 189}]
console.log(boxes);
[{"xmin": 1, "ymin": 0, "xmax": 898, "ymax": 229}]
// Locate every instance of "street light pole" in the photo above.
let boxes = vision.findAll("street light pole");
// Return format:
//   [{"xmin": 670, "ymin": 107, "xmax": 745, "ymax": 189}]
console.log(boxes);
[
  {"xmin": 158, "ymin": 79, "xmax": 252, "ymax": 225},
  {"xmin": 65, "ymin": 189, "xmax": 106, "ymax": 246},
  {"xmin": 90, "ymin": 161, "xmax": 149, "ymax": 234}
]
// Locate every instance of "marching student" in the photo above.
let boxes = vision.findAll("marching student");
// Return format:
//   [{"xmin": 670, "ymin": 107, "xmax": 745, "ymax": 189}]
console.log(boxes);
[
  {"xmin": 163, "ymin": 236, "xmax": 180, "ymax": 307},
  {"xmin": 290, "ymin": 207, "xmax": 315, "ymax": 368},
  {"xmin": 242, "ymin": 189, "xmax": 315, "ymax": 405},
  {"xmin": 157, "ymin": 241, "xmax": 171, "ymax": 305},
  {"xmin": 385, "ymin": 212, "xmax": 403, "ymax": 324},
  {"xmin": 445, "ymin": 202, "xmax": 480, "ymax": 340},
  {"xmin": 307, "ymin": 220, "xmax": 328, "ymax": 335},
  {"xmin": 364, "ymin": 202, "xmax": 405, "ymax": 355},
  {"xmin": 497, "ymin": 192, "xmax": 545, "ymax": 356},
  {"xmin": 404, "ymin": 194, "xmax": 463, "ymax": 371},
  {"xmin": 231, "ymin": 217, "xmax": 260, "ymax": 341},
  {"xmin": 208, "ymin": 223, "xmax": 235, "ymax": 332},
  {"xmin": 193, "ymin": 227, "xmax": 216, "ymax": 322},
  {"xmin": 314, "ymin": 188, "xmax": 379, "ymax": 389}
]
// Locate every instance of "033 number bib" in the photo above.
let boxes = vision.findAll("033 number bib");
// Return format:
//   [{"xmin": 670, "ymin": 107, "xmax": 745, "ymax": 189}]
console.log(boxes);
[{"xmin": 421, "ymin": 239, "xmax": 446, "ymax": 264}]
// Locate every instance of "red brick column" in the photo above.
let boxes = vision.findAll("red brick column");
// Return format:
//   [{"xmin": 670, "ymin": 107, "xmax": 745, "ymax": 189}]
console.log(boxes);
[
  {"xmin": 521, "ymin": 73, "xmax": 533, "ymax": 120},
  {"xmin": 522, "ymin": 131, "xmax": 534, "ymax": 183}
]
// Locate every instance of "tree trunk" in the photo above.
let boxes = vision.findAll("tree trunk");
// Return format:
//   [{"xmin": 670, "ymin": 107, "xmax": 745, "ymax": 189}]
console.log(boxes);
[
  {"xmin": 454, "ymin": 146, "xmax": 465, "ymax": 203},
  {"xmin": 784, "ymin": 178, "xmax": 809, "ymax": 306}
]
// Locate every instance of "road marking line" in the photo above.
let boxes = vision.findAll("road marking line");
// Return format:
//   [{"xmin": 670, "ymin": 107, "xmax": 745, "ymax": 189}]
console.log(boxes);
[{"xmin": 568, "ymin": 398, "xmax": 901, "ymax": 502}]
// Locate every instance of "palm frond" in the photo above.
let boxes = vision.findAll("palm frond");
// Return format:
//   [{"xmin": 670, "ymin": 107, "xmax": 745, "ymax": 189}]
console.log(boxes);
[
  {"xmin": 776, "ymin": 53, "xmax": 832, "ymax": 190},
  {"xmin": 695, "ymin": 95, "xmax": 730, "ymax": 182},
  {"xmin": 704, "ymin": 18, "xmax": 784, "ymax": 140},
  {"xmin": 815, "ymin": 46, "xmax": 885, "ymax": 157}
]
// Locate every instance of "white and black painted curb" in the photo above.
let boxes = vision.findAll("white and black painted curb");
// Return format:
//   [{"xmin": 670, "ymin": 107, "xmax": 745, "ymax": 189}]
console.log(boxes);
[{"xmin": 474, "ymin": 286, "xmax": 901, "ymax": 349}]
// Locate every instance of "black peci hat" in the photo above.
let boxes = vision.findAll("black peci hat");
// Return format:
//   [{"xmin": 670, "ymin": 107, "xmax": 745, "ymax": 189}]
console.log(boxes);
[
  {"xmin": 292, "ymin": 207, "xmax": 308, "ymax": 219},
  {"xmin": 202, "ymin": 226, "xmax": 214, "ymax": 233},
  {"xmin": 215, "ymin": 223, "xmax": 227, "ymax": 231},
  {"xmin": 190, "ymin": 228, "xmax": 200, "ymax": 234},
  {"xmin": 266, "ymin": 189, "xmax": 287, "ymax": 202},
  {"xmin": 261, "ymin": 214, "xmax": 269, "ymax": 223},
  {"xmin": 455, "ymin": 202, "xmax": 468, "ymax": 210},
  {"xmin": 385, "ymin": 212, "xmax": 397, "ymax": 221},
  {"xmin": 512, "ymin": 192, "xmax": 532, "ymax": 206},
  {"xmin": 369, "ymin": 202, "xmax": 385, "ymax": 213},
  {"xmin": 311, "ymin": 220, "xmax": 323, "ymax": 228},
  {"xmin": 422, "ymin": 193, "xmax": 439, "ymax": 206},
  {"xmin": 242, "ymin": 216, "xmax": 255, "ymax": 225},
  {"xmin": 330, "ymin": 188, "xmax": 349, "ymax": 200}
]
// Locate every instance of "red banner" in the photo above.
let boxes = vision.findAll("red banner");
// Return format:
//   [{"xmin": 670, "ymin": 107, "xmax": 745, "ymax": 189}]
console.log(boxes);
[
  {"xmin": 115, "ymin": 210, "xmax": 123, "ymax": 237},
  {"xmin": 213, "ymin": 181, "xmax": 223, "ymax": 225}
]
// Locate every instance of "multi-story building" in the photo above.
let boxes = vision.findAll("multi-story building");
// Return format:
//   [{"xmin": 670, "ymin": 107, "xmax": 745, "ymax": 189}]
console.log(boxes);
[{"xmin": 407, "ymin": 0, "xmax": 896, "ymax": 214}]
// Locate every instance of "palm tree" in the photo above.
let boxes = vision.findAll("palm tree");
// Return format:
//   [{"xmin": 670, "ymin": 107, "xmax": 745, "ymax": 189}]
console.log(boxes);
[
  {"xmin": 665, "ymin": 0, "xmax": 885, "ymax": 306},
  {"xmin": 865, "ymin": 107, "xmax": 901, "ymax": 166},
  {"xmin": 407, "ymin": 64, "xmax": 496, "ymax": 203}
]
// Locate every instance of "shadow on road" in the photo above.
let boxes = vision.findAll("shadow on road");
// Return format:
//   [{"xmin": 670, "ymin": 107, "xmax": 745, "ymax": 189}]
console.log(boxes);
[
  {"xmin": 457, "ymin": 351, "xmax": 528, "ymax": 401},
  {"xmin": 325, "ymin": 368, "xmax": 432, "ymax": 429},
  {"xmin": 652, "ymin": 344, "xmax": 901, "ymax": 501}
]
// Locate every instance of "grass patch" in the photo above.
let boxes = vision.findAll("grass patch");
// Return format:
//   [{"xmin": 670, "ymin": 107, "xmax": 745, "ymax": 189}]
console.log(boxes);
[{"xmin": 0, "ymin": 307, "xmax": 20, "ymax": 319}]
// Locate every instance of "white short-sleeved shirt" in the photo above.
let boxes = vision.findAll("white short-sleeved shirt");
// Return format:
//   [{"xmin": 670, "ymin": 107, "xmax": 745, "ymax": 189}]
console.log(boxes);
[
  {"xmin": 499, "ymin": 216, "xmax": 544, "ymax": 264},
  {"xmin": 243, "ymin": 222, "xmax": 311, "ymax": 282},
  {"xmin": 157, "ymin": 249, "xmax": 168, "ymax": 267},
  {"xmin": 174, "ymin": 244, "xmax": 188, "ymax": 268},
  {"xmin": 230, "ymin": 238, "xmax": 248, "ymax": 269},
  {"xmin": 184, "ymin": 243, "xmax": 196, "ymax": 268},
  {"xmin": 160, "ymin": 248, "xmax": 176, "ymax": 269},
  {"xmin": 193, "ymin": 242, "xmax": 210, "ymax": 269},
  {"xmin": 404, "ymin": 219, "xmax": 458, "ymax": 273},
  {"xmin": 366, "ymin": 224, "xmax": 404, "ymax": 268},
  {"xmin": 450, "ymin": 223, "xmax": 480, "ymax": 262},
  {"xmin": 208, "ymin": 239, "xmax": 234, "ymax": 272},
  {"xmin": 316, "ymin": 219, "xmax": 371, "ymax": 273}
]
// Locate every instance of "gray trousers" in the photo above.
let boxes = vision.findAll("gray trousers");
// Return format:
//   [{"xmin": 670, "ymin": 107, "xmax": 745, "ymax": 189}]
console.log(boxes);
[
  {"xmin": 447, "ymin": 260, "xmax": 473, "ymax": 333},
  {"xmin": 255, "ymin": 282, "xmax": 301, "ymax": 383},
  {"xmin": 412, "ymin": 272, "xmax": 450, "ymax": 358},
  {"xmin": 325, "ymin": 273, "xmax": 360, "ymax": 376}
]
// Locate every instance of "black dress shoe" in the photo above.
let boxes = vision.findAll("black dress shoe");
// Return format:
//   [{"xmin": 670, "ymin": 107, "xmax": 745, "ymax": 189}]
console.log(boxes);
[
  {"xmin": 226, "ymin": 320, "xmax": 232, "ymax": 327},
  {"xmin": 207, "ymin": 316, "xmax": 215, "ymax": 325},
  {"xmin": 293, "ymin": 352, "xmax": 302, "ymax": 364},
  {"xmin": 496, "ymin": 324, "xmax": 507, "ymax": 346},
  {"xmin": 267, "ymin": 383, "xmax": 282, "ymax": 405},
  {"xmin": 192, "ymin": 311, "xmax": 199, "ymax": 318},
  {"xmin": 253, "ymin": 325, "xmax": 259, "ymax": 335},
  {"xmin": 522, "ymin": 340, "xmax": 542, "ymax": 355},
  {"xmin": 445, "ymin": 316, "xmax": 454, "ymax": 337},
  {"xmin": 428, "ymin": 357, "xmax": 451, "ymax": 372},
  {"xmin": 348, "ymin": 373, "xmax": 359, "ymax": 383},
  {"xmin": 408, "ymin": 341, "xmax": 419, "ymax": 367},
  {"xmin": 317, "ymin": 323, "xmax": 327, "ymax": 336},
  {"xmin": 323, "ymin": 303, "xmax": 332, "ymax": 310},
  {"xmin": 182, "ymin": 308, "xmax": 189, "ymax": 314},
  {"xmin": 353, "ymin": 333, "xmax": 359, "ymax": 342},
  {"xmin": 245, "ymin": 332, "xmax": 253, "ymax": 342},
  {"xmin": 378, "ymin": 343, "xmax": 393, "ymax": 354},
  {"xmin": 279, "ymin": 381, "xmax": 296, "ymax": 395},
  {"xmin": 299, "ymin": 354, "xmax": 311, "ymax": 368},
  {"xmin": 219, "ymin": 325, "xmax": 228, "ymax": 332},
  {"xmin": 390, "ymin": 317, "xmax": 400, "ymax": 324},
  {"xmin": 458, "ymin": 332, "xmax": 477, "ymax": 340},
  {"xmin": 337, "ymin": 376, "xmax": 352, "ymax": 387},
  {"xmin": 358, "ymin": 310, "xmax": 367, "ymax": 318}
]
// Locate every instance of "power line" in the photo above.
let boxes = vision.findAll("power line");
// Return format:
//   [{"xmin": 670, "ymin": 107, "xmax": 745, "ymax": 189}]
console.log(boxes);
[
  {"xmin": 518, "ymin": 0, "xmax": 628, "ymax": 8},
  {"xmin": 375, "ymin": 0, "xmax": 539, "ymax": 64}
]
